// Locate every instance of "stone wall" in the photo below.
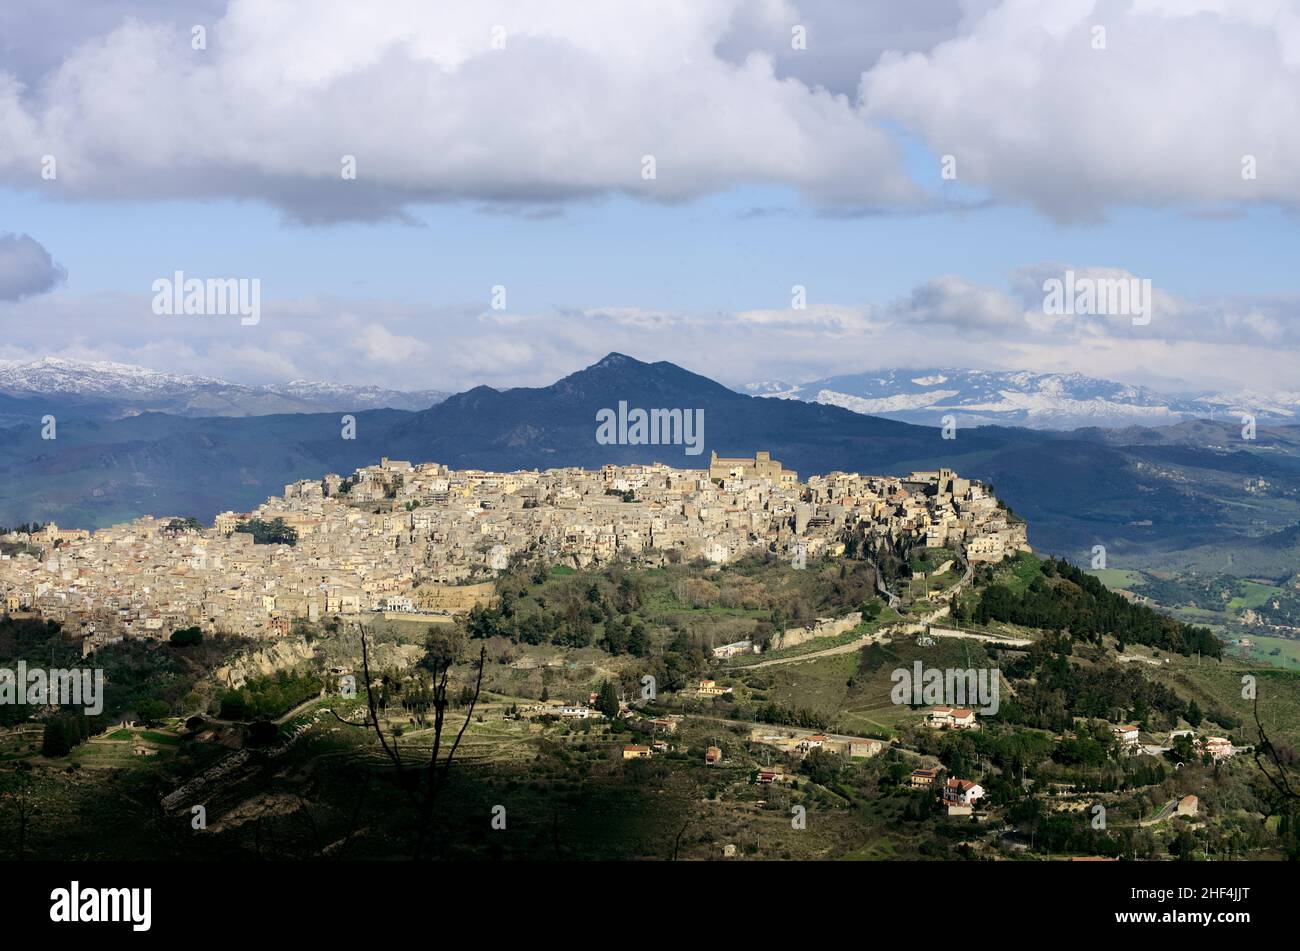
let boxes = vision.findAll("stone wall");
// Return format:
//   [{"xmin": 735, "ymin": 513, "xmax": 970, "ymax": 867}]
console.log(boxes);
[
  {"xmin": 413, "ymin": 581, "xmax": 497, "ymax": 613},
  {"xmin": 769, "ymin": 611, "xmax": 862, "ymax": 651}
]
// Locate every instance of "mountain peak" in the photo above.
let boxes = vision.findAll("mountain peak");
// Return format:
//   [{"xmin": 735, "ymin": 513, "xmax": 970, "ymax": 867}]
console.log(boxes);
[{"xmin": 590, "ymin": 352, "xmax": 641, "ymax": 370}]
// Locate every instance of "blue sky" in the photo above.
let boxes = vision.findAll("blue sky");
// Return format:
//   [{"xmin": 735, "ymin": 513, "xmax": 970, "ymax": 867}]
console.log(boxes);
[{"xmin": 8, "ymin": 184, "xmax": 1297, "ymax": 313}]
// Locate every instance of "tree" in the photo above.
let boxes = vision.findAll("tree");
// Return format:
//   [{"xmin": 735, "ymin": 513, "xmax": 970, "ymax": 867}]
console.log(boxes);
[
  {"xmin": 0, "ymin": 765, "xmax": 39, "ymax": 860},
  {"xmin": 169, "ymin": 626, "xmax": 203, "ymax": 646},
  {"xmin": 334, "ymin": 622, "xmax": 486, "ymax": 860},
  {"xmin": 41, "ymin": 718, "xmax": 75, "ymax": 757},
  {"xmin": 801, "ymin": 748, "xmax": 842, "ymax": 786},
  {"xmin": 136, "ymin": 699, "xmax": 169, "ymax": 724},
  {"xmin": 233, "ymin": 518, "xmax": 298, "ymax": 546},
  {"xmin": 603, "ymin": 616, "xmax": 629, "ymax": 655},
  {"xmin": 627, "ymin": 621, "xmax": 650, "ymax": 658},
  {"xmin": 1168, "ymin": 733, "xmax": 1196, "ymax": 765},
  {"xmin": 596, "ymin": 679, "xmax": 620, "ymax": 718}
]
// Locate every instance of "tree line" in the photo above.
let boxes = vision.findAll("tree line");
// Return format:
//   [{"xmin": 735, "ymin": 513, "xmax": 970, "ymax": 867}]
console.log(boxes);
[{"xmin": 957, "ymin": 556, "xmax": 1222, "ymax": 657}]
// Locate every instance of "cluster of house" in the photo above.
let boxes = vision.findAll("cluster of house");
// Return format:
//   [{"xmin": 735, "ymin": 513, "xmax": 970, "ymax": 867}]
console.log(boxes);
[
  {"xmin": 620, "ymin": 739, "xmax": 717, "ymax": 762},
  {"xmin": 748, "ymin": 726, "xmax": 885, "ymax": 760},
  {"xmin": 693, "ymin": 679, "xmax": 733, "ymax": 698},
  {"xmin": 522, "ymin": 702, "xmax": 603, "ymax": 721},
  {"xmin": 1111, "ymin": 723, "xmax": 1244, "ymax": 760},
  {"xmin": 909, "ymin": 767, "xmax": 986, "ymax": 816},
  {"xmin": 1168, "ymin": 729, "xmax": 1242, "ymax": 760},
  {"xmin": 0, "ymin": 454, "xmax": 1022, "ymax": 645}
]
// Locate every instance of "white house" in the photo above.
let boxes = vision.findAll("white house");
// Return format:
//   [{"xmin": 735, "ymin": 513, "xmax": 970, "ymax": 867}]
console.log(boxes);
[
  {"xmin": 928, "ymin": 706, "xmax": 977, "ymax": 730},
  {"xmin": 942, "ymin": 778, "xmax": 985, "ymax": 806}
]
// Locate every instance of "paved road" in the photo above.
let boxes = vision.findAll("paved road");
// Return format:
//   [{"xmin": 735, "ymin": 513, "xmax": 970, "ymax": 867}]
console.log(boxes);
[
  {"xmin": 719, "ymin": 564, "xmax": 997, "ymax": 671},
  {"xmin": 727, "ymin": 603, "xmax": 955, "ymax": 671},
  {"xmin": 689, "ymin": 713, "xmax": 886, "ymax": 747},
  {"xmin": 206, "ymin": 692, "xmax": 327, "ymax": 727},
  {"xmin": 1140, "ymin": 798, "xmax": 1180, "ymax": 826},
  {"xmin": 728, "ymin": 626, "xmax": 901, "ymax": 669},
  {"xmin": 927, "ymin": 628, "xmax": 1033, "ymax": 647}
]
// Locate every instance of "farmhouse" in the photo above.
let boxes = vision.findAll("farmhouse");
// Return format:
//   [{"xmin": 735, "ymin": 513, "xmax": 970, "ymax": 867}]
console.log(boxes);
[
  {"xmin": 1112, "ymin": 724, "xmax": 1140, "ymax": 748},
  {"xmin": 942, "ymin": 778, "xmax": 984, "ymax": 807},
  {"xmin": 909, "ymin": 767, "xmax": 939, "ymax": 789},
  {"xmin": 927, "ymin": 706, "xmax": 977, "ymax": 730}
]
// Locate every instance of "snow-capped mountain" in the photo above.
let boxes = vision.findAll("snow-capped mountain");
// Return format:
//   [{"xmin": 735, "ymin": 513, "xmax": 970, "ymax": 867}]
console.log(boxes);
[
  {"xmin": 743, "ymin": 368, "xmax": 1298, "ymax": 429},
  {"xmin": 0, "ymin": 357, "xmax": 447, "ymax": 417}
]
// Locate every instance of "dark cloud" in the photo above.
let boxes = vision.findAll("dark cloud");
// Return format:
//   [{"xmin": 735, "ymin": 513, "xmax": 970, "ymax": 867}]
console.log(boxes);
[
  {"xmin": 0, "ymin": 233, "xmax": 66, "ymax": 300},
  {"xmin": 0, "ymin": 0, "xmax": 228, "ymax": 86},
  {"xmin": 715, "ymin": 0, "xmax": 970, "ymax": 96}
]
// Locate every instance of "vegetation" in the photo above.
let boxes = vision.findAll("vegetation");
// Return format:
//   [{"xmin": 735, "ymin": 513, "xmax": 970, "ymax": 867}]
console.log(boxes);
[
  {"xmin": 232, "ymin": 517, "xmax": 298, "ymax": 546},
  {"xmin": 3, "ymin": 543, "xmax": 1299, "ymax": 863},
  {"xmin": 958, "ymin": 556, "xmax": 1222, "ymax": 658},
  {"xmin": 217, "ymin": 670, "xmax": 323, "ymax": 721},
  {"xmin": 169, "ymin": 626, "xmax": 203, "ymax": 646}
]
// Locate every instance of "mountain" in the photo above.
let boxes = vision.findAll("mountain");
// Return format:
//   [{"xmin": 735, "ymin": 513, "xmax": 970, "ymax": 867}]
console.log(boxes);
[
  {"xmin": 1, "ymin": 353, "xmax": 1298, "ymax": 570},
  {"xmin": 0, "ymin": 357, "xmax": 448, "ymax": 418},
  {"xmin": 381, "ymin": 352, "xmax": 951, "ymax": 472},
  {"xmin": 744, "ymin": 367, "xmax": 1297, "ymax": 429}
]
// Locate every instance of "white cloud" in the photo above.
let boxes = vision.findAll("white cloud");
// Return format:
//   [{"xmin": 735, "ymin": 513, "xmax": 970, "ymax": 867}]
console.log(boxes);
[
  {"xmin": 891, "ymin": 275, "xmax": 1023, "ymax": 333},
  {"xmin": 352, "ymin": 321, "xmax": 432, "ymax": 365},
  {"xmin": 1, "ymin": 265, "xmax": 1296, "ymax": 396},
  {"xmin": 861, "ymin": 0, "xmax": 1300, "ymax": 219},
  {"xmin": 0, "ymin": 0, "xmax": 918, "ymax": 222},
  {"xmin": 2, "ymin": 1, "xmax": 1298, "ymax": 220}
]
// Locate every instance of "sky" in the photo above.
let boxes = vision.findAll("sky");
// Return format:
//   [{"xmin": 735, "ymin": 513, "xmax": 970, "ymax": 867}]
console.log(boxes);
[{"xmin": 0, "ymin": 0, "xmax": 1298, "ymax": 395}]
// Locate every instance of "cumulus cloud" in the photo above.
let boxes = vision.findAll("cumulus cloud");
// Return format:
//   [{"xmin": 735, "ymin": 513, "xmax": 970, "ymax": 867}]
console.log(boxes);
[
  {"xmin": 891, "ymin": 275, "xmax": 1023, "ymax": 334},
  {"xmin": 0, "ymin": 0, "xmax": 918, "ymax": 222},
  {"xmin": 0, "ymin": 233, "xmax": 66, "ymax": 300},
  {"xmin": 0, "ymin": 1, "xmax": 1297, "ymax": 220},
  {"xmin": 861, "ymin": 0, "xmax": 1300, "ymax": 219}
]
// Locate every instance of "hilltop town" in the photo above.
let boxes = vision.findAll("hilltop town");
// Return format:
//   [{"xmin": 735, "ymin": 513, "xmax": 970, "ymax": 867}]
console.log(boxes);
[{"xmin": 0, "ymin": 452, "xmax": 1025, "ymax": 649}]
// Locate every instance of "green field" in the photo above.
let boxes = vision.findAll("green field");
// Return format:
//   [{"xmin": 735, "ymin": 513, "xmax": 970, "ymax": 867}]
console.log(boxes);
[
  {"xmin": 1150, "ymin": 652, "xmax": 1300, "ymax": 746},
  {"xmin": 1229, "ymin": 633, "xmax": 1300, "ymax": 670},
  {"xmin": 1227, "ymin": 581, "xmax": 1286, "ymax": 612},
  {"xmin": 735, "ymin": 635, "xmax": 1001, "ymax": 738},
  {"xmin": 1087, "ymin": 568, "xmax": 1145, "ymax": 590}
]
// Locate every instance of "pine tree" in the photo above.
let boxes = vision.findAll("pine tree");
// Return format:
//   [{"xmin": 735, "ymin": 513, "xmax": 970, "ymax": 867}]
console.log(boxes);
[{"xmin": 596, "ymin": 679, "xmax": 620, "ymax": 718}]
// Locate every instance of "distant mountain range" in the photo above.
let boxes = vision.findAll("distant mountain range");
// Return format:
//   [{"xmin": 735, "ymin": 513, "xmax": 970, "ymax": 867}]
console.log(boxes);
[
  {"xmin": 0, "ymin": 357, "xmax": 448, "ymax": 419},
  {"xmin": 1, "ymin": 353, "xmax": 1297, "ymax": 571},
  {"xmin": 8, "ymin": 358, "xmax": 1293, "ymax": 432},
  {"xmin": 744, "ymin": 368, "xmax": 1300, "ymax": 429}
]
